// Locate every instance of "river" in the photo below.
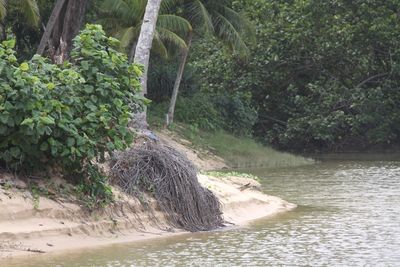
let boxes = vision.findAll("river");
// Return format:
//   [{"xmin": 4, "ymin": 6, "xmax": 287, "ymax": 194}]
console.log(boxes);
[{"xmin": 3, "ymin": 154, "xmax": 400, "ymax": 266}]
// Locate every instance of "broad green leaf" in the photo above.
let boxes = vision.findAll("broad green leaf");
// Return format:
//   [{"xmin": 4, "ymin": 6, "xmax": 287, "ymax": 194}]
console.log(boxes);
[
  {"xmin": 20, "ymin": 62, "xmax": 29, "ymax": 71},
  {"xmin": 40, "ymin": 116, "xmax": 55, "ymax": 125}
]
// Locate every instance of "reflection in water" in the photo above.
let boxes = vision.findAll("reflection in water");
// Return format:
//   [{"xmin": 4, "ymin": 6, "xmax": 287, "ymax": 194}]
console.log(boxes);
[{"xmin": 3, "ymin": 158, "xmax": 400, "ymax": 266}]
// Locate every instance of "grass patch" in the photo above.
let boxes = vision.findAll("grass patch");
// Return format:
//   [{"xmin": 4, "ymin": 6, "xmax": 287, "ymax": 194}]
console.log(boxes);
[
  {"xmin": 174, "ymin": 125, "xmax": 314, "ymax": 169},
  {"xmin": 148, "ymin": 110, "xmax": 314, "ymax": 169},
  {"xmin": 203, "ymin": 171, "xmax": 260, "ymax": 181}
]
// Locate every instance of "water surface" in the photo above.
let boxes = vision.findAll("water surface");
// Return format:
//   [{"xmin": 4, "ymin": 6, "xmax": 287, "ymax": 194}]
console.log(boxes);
[{"xmin": 3, "ymin": 155, "xmax": 400, "ymax": 266}]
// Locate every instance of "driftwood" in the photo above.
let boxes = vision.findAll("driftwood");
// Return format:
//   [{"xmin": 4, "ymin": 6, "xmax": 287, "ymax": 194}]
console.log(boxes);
[{"xmin": 110, "ymin": 140, "xmax": 224, "ymax": 232}]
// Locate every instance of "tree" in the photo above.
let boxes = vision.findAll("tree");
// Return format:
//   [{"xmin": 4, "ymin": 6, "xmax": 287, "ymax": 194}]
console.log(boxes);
[
  {"xmin": 0, "ymin": 0, "xmax": 40, "ymax": 40},
  {"xmin": 100, "ymin": 0, "xmax": 191, "ymax": 62},
  {"xmin": 0, "ymin": 0, "xmax": 5, "ymax": 22},
  {"xmin": 132, "ymin": 0, "xmax": 163, "ymax": 130},
  {"xmin": 37, "ymin": 0, "xmax": 88, "ymax": 63},
  {"xmin": 0, "ymin": 0, "xmax": 40, "ymax": 26},
  {"xmin": 194, "ymin": 0, "xmax": 400, "ymax": 151},
  {"xmin": 166, "ymin": 0, "xmax": 254, "ymax": 125}
]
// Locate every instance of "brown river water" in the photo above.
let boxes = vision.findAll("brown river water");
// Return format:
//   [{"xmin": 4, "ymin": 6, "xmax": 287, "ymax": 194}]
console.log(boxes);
[{"xmin": 2, "ymin": 153, "xmax": 400, "ymax": 266}]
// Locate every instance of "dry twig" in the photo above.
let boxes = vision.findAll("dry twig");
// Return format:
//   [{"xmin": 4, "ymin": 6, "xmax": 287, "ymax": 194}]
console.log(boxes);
[{"xmin": 110, "ymin": 140, "xmax": 224, "ymax": 232}]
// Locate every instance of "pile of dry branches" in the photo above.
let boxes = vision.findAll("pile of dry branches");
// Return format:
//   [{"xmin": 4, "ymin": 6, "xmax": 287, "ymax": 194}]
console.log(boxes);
[{"xmin": 110, "ymin": 140, "xmax": 224, "ymax": 232}]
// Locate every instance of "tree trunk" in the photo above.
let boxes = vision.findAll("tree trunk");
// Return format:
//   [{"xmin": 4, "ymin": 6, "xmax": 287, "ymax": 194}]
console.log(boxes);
[
  {"xmin": 131, "ymin": 0, "xmax": 162, "ymax": 130},
  {"xmin": 128, "ymin": 41, "xmax": 136, "ymax": 63},
  {"xmin": 36, "ymin": 0, "xmax": 88, "ymax": 63},
  {"xmin": 0, "ymin": 22, "xmax": 5, "ymax": 40},
  {"xmin": 36, "ymin": 0, "xmax": 66, "ymax": 55},
  {"xmin": 166, "ymin": 32, "xmax": 193, "ymax": 125}
]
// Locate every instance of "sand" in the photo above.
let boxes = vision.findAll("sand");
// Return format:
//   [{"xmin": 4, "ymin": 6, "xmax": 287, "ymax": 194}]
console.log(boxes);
[
  {"xmin": 0, "ymin": 131, "xmax": 296, "ymax": 258},
  {"xmin": 0, "ymin": 173, "xmax": 295, "ymax": 258}
]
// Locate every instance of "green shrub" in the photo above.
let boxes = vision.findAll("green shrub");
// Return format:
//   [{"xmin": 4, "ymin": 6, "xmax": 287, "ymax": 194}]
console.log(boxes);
[
  {"xmin": 213, "ymin": 93, "xmax": 257, "ymax": 136},
  {"xmin": 190, "ymin": 0, "xmax": 400, "ymax": 151},
  {"xmin": 0, "ymin": 24, "xmax": 143, "ymax": 203},
  {"xmin": 175, "ymin": 92, "xmax": 224, "ymax": 131}
]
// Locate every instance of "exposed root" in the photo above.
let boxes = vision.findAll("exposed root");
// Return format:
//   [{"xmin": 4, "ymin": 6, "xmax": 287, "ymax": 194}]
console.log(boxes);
[{"xmin": 110, "ymin": 140, "xmax": 224, "ymax": 232}]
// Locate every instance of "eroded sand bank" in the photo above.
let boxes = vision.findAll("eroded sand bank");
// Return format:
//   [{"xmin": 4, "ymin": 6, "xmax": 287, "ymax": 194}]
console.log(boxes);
[{"xmin": 0, "ymin": 173, "xmax": 295, "ymax": 258}]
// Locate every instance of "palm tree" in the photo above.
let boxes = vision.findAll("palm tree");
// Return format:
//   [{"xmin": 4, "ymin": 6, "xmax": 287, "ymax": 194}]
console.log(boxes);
[
  {"xmin": 166, "ymin": 0, "xmax": 254, "ymax": 125},
  {"xmin": 0, "ymin": 0, "xmax": 40, "ymax": 26},
  {"xmin": 100, "ymin": 0, "xmax": 192, "ymax": 130},
  {"xmin": 100, "ymin": 0, "xmax": 192, "ymax": 62},
  {"xmin": 131, "ymin": 0, "xmax": 162, "ymax": 130},
  {"xmin": 0, "ymin": 0, "xmax": 40, "ymax": 40}
]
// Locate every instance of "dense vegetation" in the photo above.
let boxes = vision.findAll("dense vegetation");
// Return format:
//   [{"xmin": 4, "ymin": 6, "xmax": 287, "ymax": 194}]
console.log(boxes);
[
  {"xmin": 183, "ymin": 0, "xmax": 400, "ymax": 151},
  {"xmin": 0, "ymin": 24, "xmax": 143, "ymax": 205},
  {"xmin": 1, "ymin": 0, "xmax": 399, "ymax": 202}
]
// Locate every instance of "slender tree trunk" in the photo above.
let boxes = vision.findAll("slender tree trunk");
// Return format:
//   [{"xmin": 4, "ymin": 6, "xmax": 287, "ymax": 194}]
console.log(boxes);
[
  {"xmin": 166, "ymin": 32, "xmax": 193, "ymax": 126},
  {"xmin": 128, "ymin": 41, "xmax": 137, "ymax": 63},
  {"xmin": 36, "ymin": 0, "xmax": 88, "ymax": 63},
  {"xmin": 132, "ymin": 0, "xmax": 162, "ymax": 130},
  {"xmin": 0, "ymin": 22, "xmax": 6, "ymax": 40},
  {"xmin": 36, "ymin": 0, "xmax": 66, "ymax": 55}
]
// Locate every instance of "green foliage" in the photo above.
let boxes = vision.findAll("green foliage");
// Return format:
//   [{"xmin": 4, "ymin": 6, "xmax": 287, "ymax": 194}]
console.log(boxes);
[
  {"xmin": 75, "ymin": 163, "xmax": 114, "ymax": 209},
  {"xmin": 0, "ymin": 0, "xmax": 40, "ymax": 26},
  {"xmin": 192, "ymin": 0, "xmax": 400, "ymax": 151},
  {"xmin": 149, "ymin": 89, "xmax": 256, "ymax": 136},
  {"xmin": 174, "ymin": 92, "xmax": 224, "ymax": 131},
  {"xmin": 213, "ymin": 92, "xmax": 257, "ymax": 136},
  {"xmin": 0, "ymin": 24, "xmax": 143, "ymax": 204},
  {"xmin": 181, "ymin": 0, "xmax": 254, "ymax": 58},
  {"xmin": 0, "ymin": 0, "xmax": 44, "ymax": 59},
  {"xmin": 99, "ymin": 0, "xmax": 191, "ymax": 58},
  {"xmin": 147, "ymin": 56, "xmax": 200, "ymax": 102}
]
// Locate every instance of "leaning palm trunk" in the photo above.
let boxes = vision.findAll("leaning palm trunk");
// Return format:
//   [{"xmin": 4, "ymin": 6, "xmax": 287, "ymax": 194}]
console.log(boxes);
[
  {"xmin": 132, "ymin": 0, "xmax": 162, "ymax": 130},
  {"xmin": 166, "ymin": 31, "xmax": 193, "ymax": 126}
]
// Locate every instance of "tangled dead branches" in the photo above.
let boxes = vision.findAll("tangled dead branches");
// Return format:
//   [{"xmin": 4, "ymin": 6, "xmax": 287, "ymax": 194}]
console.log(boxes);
[{"xmin": 110, "ymin": 140, "xmax": 224, "ymax": 232}]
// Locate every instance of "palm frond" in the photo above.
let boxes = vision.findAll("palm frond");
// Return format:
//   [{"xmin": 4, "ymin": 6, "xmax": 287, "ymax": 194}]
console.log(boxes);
[
  {"xmin": 157, "ymin": 14, "xmax": 192, "ymax": 35},
  {"xmin": 185, "ymin": 0, "xmax": 213, "ymax": 33},
  {"xmin": 152, "ymin": 31, "xmax": 169, "ymax": 58},
  {"xmin": 160, "ymin": 0, "xmax": 183, "ymax": 13},
  {"xmin": 98, "ymin": 16, "xmax": 129, "ymax": 33},
  {"xmin": 157, "ymin": 27, "xmax": 187, "ymax": 50},
  {"xmin": 213, "ymin": 13, "xmax": 249, "ymax": 59},
  {"xmin": 20, "ymin": 0, "xmax": 40, "ymax": 27},
  {"xmin": 101, "ymin": 0, "xmax": 146, "ymax": 25},
  {"xmin": 117, "ymin": 25, "xmax": 141, "ymax": 49},
  {"xmin": 220, "ymin": 6, "xmax": 255, "ymax": 42}
]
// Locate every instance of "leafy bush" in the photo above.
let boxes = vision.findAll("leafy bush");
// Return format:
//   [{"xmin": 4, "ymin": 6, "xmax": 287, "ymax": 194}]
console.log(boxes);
[
  {"xmin": 213, "ymin": 93, "xmax": 257, "ymax": 136},
  {"xmin": 147, "ymin": 56, "xmax": 200, "ymax": 103},
  {"xmin": 190, "ymin": 0, "xmax": 400, "ymax": 151},
  {"xmin": 0, "ymin": 24, "xmax": 143, "ymax": 202},
  {"xmin": 175, "ymin": 93, "xmax": 224, "ymax": 131},
  {"xmin": 148, "ymin": 91, "xmax": 257, "ymax": 135}
]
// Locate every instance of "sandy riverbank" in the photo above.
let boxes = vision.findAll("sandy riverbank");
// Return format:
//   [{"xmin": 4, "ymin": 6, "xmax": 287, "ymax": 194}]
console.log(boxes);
[
  {"xmin": 0, "ymin": 131, "xmax": 296, "ymax": 258},
  {"xmin": 0, "ymin": 173, "xmax": 295, "ymax": 258}
]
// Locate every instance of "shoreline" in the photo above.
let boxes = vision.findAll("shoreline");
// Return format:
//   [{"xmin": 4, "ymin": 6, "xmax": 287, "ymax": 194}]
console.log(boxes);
[
  {"xmin": 0, "ymin": 173, "xmax": 296, "ymax": 259},
  {"xmin": 1, "ymin": 131, "xmax": 296, "ymax": 259}
]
